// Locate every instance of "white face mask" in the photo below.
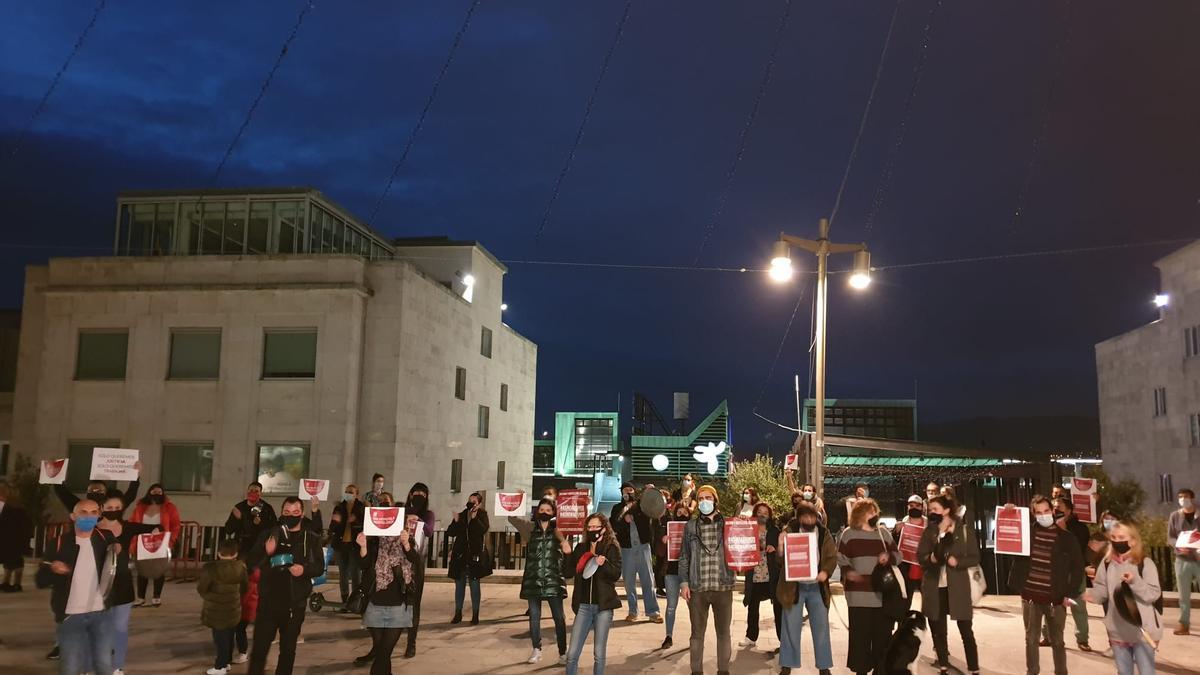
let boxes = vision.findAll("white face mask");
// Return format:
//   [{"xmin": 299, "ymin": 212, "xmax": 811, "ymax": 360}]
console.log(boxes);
[
  {"xmin": 1181, "ymin": 498, "xmax": 1194, "ymax": 510},
  {"xmin": 698, "ymin": 499, "xmax": 715, "ymax": 516},
  {"xmin": 1036, "ymin": 514, "xmax": 1055, "ymax": 528}
]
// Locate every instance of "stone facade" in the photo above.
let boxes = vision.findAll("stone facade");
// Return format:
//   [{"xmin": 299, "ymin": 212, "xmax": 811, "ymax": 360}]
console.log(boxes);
[
  {"xmin": 1096, "ymin": 240, "xmax": 1200, "ymax": 513},
  {"xmin": 10, "ymin": 248, "xmax": 536, "ymax": 528}
]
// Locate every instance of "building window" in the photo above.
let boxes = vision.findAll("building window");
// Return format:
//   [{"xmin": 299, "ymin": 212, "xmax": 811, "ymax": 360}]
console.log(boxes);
[
  {"xmin": 455, "ymin": 367, "xmax": 467, "ymax": 400},
  {"xmin": 1191, "ymin": 414, "xmax": 1200, "ymax": 448},
  {"xmin": 481, "ymin": 326, "xmax": 493, "ymax": 358},
  {"xmin": 478, "ymin": 405, "xmax": 490, "ymax": 439},
  {"xmin": 161, "ymin": 442, "xmax": 214, "ymax": 492},
  {"xmin": 262, "ymin": 329, "xmax": 317, "ymax": 379},
  {"xmin": 1188, "ymin": 326, "xmax": 1200, "ymax": 359},
  {"xmin": 1153, "ymin": 387, "xmax": 1168, "ymax": 417},
  {"xmin": 256, "ymin": 443, "xmax": 310, "ymax": 494},
  {"xmin": 1160, "ymin": 473, "xmax": 1175, "ymax": 503},
  {"xmin": 450, "ymin": 459, "xmax": 463, "ymax": 493},
  {"xmin": 496, "ymin": 461, "xmax": 506, "ymax": 489},
  {"xmin": 67, "ymin": 440, "xmax": 119, "ymax": 491},
  {"xmin": 168, "ymin": 330, "xmax": 221, "ymax": 380},
  {"xmin": 500, "ymin": 384, "xmax": 509, "ymax": 412},
  {"xmin": 75, "ymin": 330, "xmax": 129, "ymax": 380}
]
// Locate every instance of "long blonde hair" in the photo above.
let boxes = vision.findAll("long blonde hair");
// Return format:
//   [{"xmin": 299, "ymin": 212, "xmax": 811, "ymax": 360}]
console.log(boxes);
[
  {"xmin": 1106, "ymin": 521, "xmax": 1145, "ymax": 564},
  {"xmin": 849, "ymin": 497, "xmax": 880, "ymax": 529}
]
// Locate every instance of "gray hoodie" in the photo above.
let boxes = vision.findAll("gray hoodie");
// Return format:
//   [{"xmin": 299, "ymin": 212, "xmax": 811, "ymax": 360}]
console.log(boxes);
[{"xmin": 1091, "ymin": 554, "xmax": 1162, "ymax": 644}]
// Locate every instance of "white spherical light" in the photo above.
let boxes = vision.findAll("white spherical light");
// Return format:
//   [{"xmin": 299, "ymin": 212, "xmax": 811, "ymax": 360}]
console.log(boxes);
[{"xmin": 652, "ymin": 454, "xmax": 670, "ymax": 472}]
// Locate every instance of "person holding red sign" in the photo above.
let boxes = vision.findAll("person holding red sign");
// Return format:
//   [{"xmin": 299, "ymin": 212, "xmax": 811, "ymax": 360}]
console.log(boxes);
[
  {"xmin": 775, "ymin": 501, "xmax": 836, "ymax": 675},
  {"xmin": 837, "ymin": 498, "xmax": 898, "ymax": 675},
  {"xmin": 1051, "ymin": 496, "xmax": 1093, "ymax": 652},
  {"xmin": 918, "ymin": 495, "xmax": 981, "ymax": 675},
  {"xmin": 660, "ymin": 502, "xmax": 692, "ymax": 650},
  {"xmin": 520, "ymin": 498, "xmax": 572, "ymax": 664},
  {"xmin": 678, "ymin": 485, "xmax": 736, "ymax": 675},
  {"xmin": 563, "ymin": 514, "xmax": 622, "ymax": 675},
  {"xmin": 740, "ymin": 502, "xmax": 780, "ymax": 651},
  {"xmin": 1167, "ymin": 488, "xmax": 1198, "ymax": 635},
  {"xmin": 353, "ymin": 512, "xmax": 426, "ymax": 675},
  {"xmin": 130, "ymin": 483, "xmax": 181, "ymax": 608},
  {"xmin": 893, "ymin": 495, "xmax": 927, "ymax": 611},
  {"xmin": 96, "ymin": 491, "xmax": 159, "ymax": 675}
]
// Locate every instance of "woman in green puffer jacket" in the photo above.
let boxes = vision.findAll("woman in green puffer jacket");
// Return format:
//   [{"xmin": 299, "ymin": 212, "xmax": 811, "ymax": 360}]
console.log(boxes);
[
  {"xmin": 198, "ymin": 540, "xmax": 249, "ymax": 675},
  {"xmin": 521, "ymin": 497, "xmax": 572, "ymax": 665}
]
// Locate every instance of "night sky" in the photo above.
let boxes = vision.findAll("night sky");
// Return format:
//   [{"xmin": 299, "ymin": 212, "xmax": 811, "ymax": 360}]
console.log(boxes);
[{"xmin": 2, "ymin": 1, "xmax": 1197, "ymax": 453}]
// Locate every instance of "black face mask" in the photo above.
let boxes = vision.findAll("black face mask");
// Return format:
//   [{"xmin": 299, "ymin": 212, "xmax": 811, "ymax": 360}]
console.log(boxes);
[
  {"xmin": 800, "ymin": 521, "xmax": 816, "ymax": 532},
  {"xmin": 926, "ymin": 513, "xmax": 944, "ymax": 526},
  {"xmin": 535, "ymin": 512, "xmax": 554, "ymax": 522},
  {"xmin": 756, "ymin": 516, "xmax": 769, "ymax": 525},
  {"xmin": 674, "ymin": 513, "xmax": 689, "ymax": 521},
  {"xmin": 280, "ymin": 515, "xmax": 302, "ymax": 529},
  {"xmin": 908, "ymin": 508, "xmax": 923, "ymax": 519},
  {"xmin": 867, "ymin": 516, "xmax": 880, "ymax": 528},
  {"xmin": 587, "ymin": 530, "xmax": 603, "ymax": 542},
  {"xmin": 409, "ymin": 496, "xmax": 428, "ymax": 512},
  {"xmin": 1053, "ymin": 512, "xmax": 1066, "ymax": 522},
  {"xmin": 466, "ymin": 501, "xmax": 477, "ymax": 510},
  {"xmin": 86, "ymin": 491, "xmax": 107, "ymax": 504},
  {"xmin": 1111, "ymin": 541, "xmax": 1131, "ymax": 555},
  {"xmin": 149, "ymin": 494, "xmax": 165, "ymax": 505},
  {"xmin": 101, "ymin": 511, "xmax": 122, "ymax": 521}
]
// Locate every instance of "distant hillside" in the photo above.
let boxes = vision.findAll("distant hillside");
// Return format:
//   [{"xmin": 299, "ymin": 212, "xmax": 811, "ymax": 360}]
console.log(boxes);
[{"xmin": 919, "ymin": 416, "xmax": 1099, "ymax": 454}]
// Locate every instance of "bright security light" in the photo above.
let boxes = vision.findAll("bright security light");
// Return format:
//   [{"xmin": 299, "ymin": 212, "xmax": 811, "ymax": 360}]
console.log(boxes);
[
  {"xmin": 769, "ymin": 240, "xmax": 793, "ymax": 283},
  {"xmin": 848, "ymin": 250, "xmax": 871, "ymax": 289},
  {"xmin": 462, "ymin": 274, "xmax": 476, "ymax": 287},
  {"xmin": 501, "ymin": 303, "xmax": 508, "ymax": 311},
  {"xmin": 1154, "ymin": 294, "xmax": 1170, "ymax": 308}
]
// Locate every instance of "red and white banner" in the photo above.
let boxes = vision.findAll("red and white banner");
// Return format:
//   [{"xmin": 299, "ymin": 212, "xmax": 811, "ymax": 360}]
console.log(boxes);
[
  {"xmin": 39, "ymin": 458, "xmax": 69, "ymax": 484},
  {"xmin": 667, "ymin": 520, "xmax": 686, "ymax": 561},
  {"xmin": 897, "ymin": 520, "xmax": 926, "ymax": 565},
  {"xmin": 364, "ymin": 507, "xmax": 406, "ymax": 536},
  {"xmin": 724, "ymin": 519, "xmax": 761, "ymax": 572},
  {"xmin": 784, "ymin": 454, "xmax": 801, "ymax": 471},
  {"xmin": 136, "ymin": 532, "xmax": 171, "ymax": 560},
  {"xmin": 299, "ymin": 478, "xmax": 329, "ymax": 502},
  {"xmin": 1175, "ymin": 530, "xmax": 1200, "ymax": 552},
  {"xmin": 556, "ymin": 489, "xmax": 590, "ymax": 536},
  {"xmin": 90, "ymin": 448, "xmax": 140, "ymax": 481},
  {"xmin": 1070, "ymin": 477, "xmax": 1097, "ymax": 495},
  {"xmin": 1072, "ymin": 493, "xmax": 1098, "ymax": 523},
  {"xmin": 995, "ymin": 506, "xmax": 1031, "ymax": 556},
  {"xmin": 494, "ymin": 491, "xmax": 528, "ymax": 518},
  {"xmin": 783, "ymin": 531, "xmax": 819, "ymax": 582}
]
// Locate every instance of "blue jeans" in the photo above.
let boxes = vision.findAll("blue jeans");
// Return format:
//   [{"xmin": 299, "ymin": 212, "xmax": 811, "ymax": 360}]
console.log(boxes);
[
  {"xmin": 1112, "ymin": 640, "xmax": 1155, "ymax": 675},
  {"xmin": 566, "ymin": 603, "xmax": 613, "ymax": 675},
  {"xmin": 665, "ymin": 574, "xmax": 682, "ymax": 637},
  {"xmin": 111, "ymin": 602, "xmax": 132, "ymax": 668},
  {"xmin": 528, "ymin": 597, "xmax": 567, "ymax": 655},
  {"xmin": 1176, "ymin": 557, "xmax": 1200, "ymax": 626},
  {"xmin": 620, "ymin": 544, "xmax": 660, "ymax": 616},
  {"xmin": 455, "ymin": 573, "xmax": 481, "ymax": 615},
  {"xmin": 212, "ymin": 627, "xmax": 235, "ymax": 669},
  {"xmin": 779, "ymin": 583, "xmax": 833, "ymax": 669},
  {"xmin": 58, "ymin": 608, "xmax": 114, "ymax": 675}
]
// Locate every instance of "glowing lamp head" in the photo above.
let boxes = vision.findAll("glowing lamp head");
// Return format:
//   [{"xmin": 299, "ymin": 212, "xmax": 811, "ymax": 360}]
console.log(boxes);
[
  {"xmin": 501, "ymin": 303, "xmax": 508, "ymax": 311},
  {"xmin": 848, "ymin": 249, "xmax": 871, "ymax": 289},
  {"xmin": 769, "ymin": 240, "xmax": 793, "ymax": 283},
  {"xmin": 1154, "ymin": 294, "xmax": 1170, "ymax": 308}
]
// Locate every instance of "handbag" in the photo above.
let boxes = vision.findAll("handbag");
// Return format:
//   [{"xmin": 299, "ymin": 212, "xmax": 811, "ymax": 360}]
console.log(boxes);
[
  {"xmin": 872, "ymin": 527, "xmax": 908, "ymax": 621},
  {"xmin": 967, "ymin": 564, "xmax": 986, "ymax": 606},
  {"xmin": 470, "ymin": 548, "xmax": 494, "ymax": 579}
]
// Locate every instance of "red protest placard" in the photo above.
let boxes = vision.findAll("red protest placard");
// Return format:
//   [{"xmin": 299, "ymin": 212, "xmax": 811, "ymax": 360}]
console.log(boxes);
[
  {"xmin": 995, "ymin": 506, "xmax": 1030, "ymax": 556},
  {"xmin": 137, "ymin": 532, "xmax": 171, "ymax": 560},
  {"xmin": 1070, "ymin": 477, "xmax": 1097, "ymax": 495},
  {"xmin": 784, "ymin": 454, "xmax": 801, "ymax": 471},
  {"xmin": 783, "ymin": 531, "xmax": 818, "ymax": 581},
  {"xmin": 556, "ymin": 489, "xmax": 590, "ymax": 536},
  {"xmin": 667, "ymin": 520, "xmax": 686, "ymax": 561},
  {"xmin": 897, "ymin": 520, "xmax": 926, "ymax": 565},
  {"xmin": 364, "ymin": 507, "xmax": 406, "ymax": 536},
  {"xmin": 1072, "ymin": 492, "xmax": 1097, "ymax": 523},
  {"xmin": 724, "ymin": 519, "xmax": 761, "ymax": 572}
]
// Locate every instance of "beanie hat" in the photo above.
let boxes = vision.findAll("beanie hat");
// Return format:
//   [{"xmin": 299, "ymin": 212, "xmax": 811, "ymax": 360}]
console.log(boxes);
[
  {"xmin": 696, "ymin": 485, "xmax": 719, "ymax": 501},
  {"xmin": 907, "ymin": 494, "xmax": 924, "ymax": 505}
]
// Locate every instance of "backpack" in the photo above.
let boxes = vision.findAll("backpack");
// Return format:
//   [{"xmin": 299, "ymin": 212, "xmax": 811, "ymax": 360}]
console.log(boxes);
[{"xmin": 1099, "ymin": 559, "xmax": 1163, "ymax": 615}]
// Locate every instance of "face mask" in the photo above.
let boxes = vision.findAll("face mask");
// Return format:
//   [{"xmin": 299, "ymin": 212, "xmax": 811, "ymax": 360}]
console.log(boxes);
[
  {"xmin": 926, "ymin": 512, "xmax": 944, "ymax": 526},
  {"xmin": 1053, "ymin": 511, "xmax": 1066, "ymax": 522},
  {"xmin": 466, "ymin": 500, "xmax": 477, "ymax": 510},
  {"xmin": 698, "ymin": 499, "xmax": 715, "ymax": 516},
  {"xmin": 280, "ymin": 515, "xmax": 302, "ymax": 529},
  {"xmin": 1182, "ymin": 498, "xmax": 1195, "ymax": 510},
  {"xmin": 536, "ymin": 512, "xmax": 554, "ymax": 522},
  {"xmin": 1036, "ymin": 514, "xmax": 1055, "ymax": 528},
  {"xmin": 742, "ymin": 493, "xmax": 752, "ymax": 502},
  {"xmin": 1103, "ymin": 519, "xmax": 1116, "ymax": 531},
  {"xmin": 800, "ymin": 520, "xmax": 816, "ymax": 532},
  {"xmin": 246, "ymin": 492, "xmax": 260, "ymax": 503},
  {"xmin": 623, "ymin": 492, "xmax": 635, "ymax": 502},
  {"xmin": 379, "ymin": 502, "xmax": 392, "ymax": 507},
  {"xmin": 409, "ymin": 496, "xmax": 428, "ymax": 512},
  {"xmin": 908, "ymin": 508, "xmax": 923, "ymax": 519},
  {"xmin": 587, "ymin": 529, "xmax": 603, "ymax": 542},
  {"xmin": 75, "ymin": 515, "xmax": 99, "ymax": 532},
  {"xmin": 1111, "ymin": 541, "xmax": 1131, "ymax": 555},
  {"xmin": 757, "ymin": 516, "xmax": 769, "ymax": 525},
  {"xmin": 343, "ymin": 493, "xmax": 355, "ymax": 502},
  {"xmin": 861, "ymin": 490, "xmax": 870, "ymax": 498},
  {"xmin": 86, "ymin": 491, "xmax": 106, "ymax": 504},
  {"xmin": 801, "ymin": 491, "xmax": 814, "ymax": 501},
  {"xmin": 150, "ymin": 494, "xmax": 164, "ymax": 504},
  {"xmin": 101, "ymin": 511, "xmax": 122, "ymax": 521},
  {"xmin": 867, "ymin": 516, "xmax": 880, "ymax": 528}
]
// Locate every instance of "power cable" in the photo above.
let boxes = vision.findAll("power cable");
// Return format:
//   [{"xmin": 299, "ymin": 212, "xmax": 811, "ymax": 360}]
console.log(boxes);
[
  {"xmin": 533, "ymin": 1, "xmax": 633, "ymax": 242},
  {"xmin": 368, "ymin": 0, "xmax": 481, "ymax": 227},
  {"xmin": 692, "ymin": 0, "xmax": 795, "ymax": 264}
]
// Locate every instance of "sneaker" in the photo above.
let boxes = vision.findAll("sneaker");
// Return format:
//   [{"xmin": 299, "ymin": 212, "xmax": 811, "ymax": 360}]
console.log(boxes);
[
  {"xmin": 353, "ymin": 652, "xmax": 374, "ymax": 666},
  {"xmin": 648, "ymin": 614, "xmax": 664, "ymax": 624},
  {"xmin": 46, "ymin": 645, "xmax": 60, "ymax": 660},
  {"xmin": 296, "ymin": 635, "xmax": 305, "ymax": 644},
  {"xmin": 558, "ymin": 653, "xmax": 567, "ymax": 665},
  {"xmin": 1078, "ymin": 642, "xmax": 1092, "ymax": 653},
  {"xmin": 738, "ymin": 638, "xmax": 756, "ymax": 648},
  {"xmin": 1174, "ymin": 623, "xmax": 1190, "ymax": 636},
  {"xmin": 528, "ymin": 648, "xmax": 543, "ymax": 664},
  {"xmin": 150, "ymin": 598, "xmax": 161, "ymax": 607},
  {"xmin": 113, "ymin": 670, "xmax": 124, "ymax": 675},
  {"xmin": 207, "ymin": 669, "xmax": 229, "ymax": 675},
  {"xmin": 233, "ymin": 652, "xmax": 248, "ymax": 664},
  {"xmin": 661, "ymin": 636, "xmax": 673, "ymax": 650},
  {"xmin": 625, "ymin": 613, "xmax": 639, "ymax": 622}
]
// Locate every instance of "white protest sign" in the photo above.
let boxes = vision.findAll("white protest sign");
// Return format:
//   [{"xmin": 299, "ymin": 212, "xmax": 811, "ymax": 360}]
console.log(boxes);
[
  {"xmin": 90, "ymin": 448, "xmax": 140, "ymax": 481},
  {"xmin": 784, "ymin": 454, "xmax": 801, "ymax": 471},
  {"xmin": 136, "ymin": 532, "xmax": 171, "ymax": 560},
  {"xmin": 1176, "ymin": 530, "xmax": 1200, "ymax": 551},
  {"xmin": 364, "ymin": 507, "xmax": 406, "ymax": 536},
  {"xmin": 299, "ymin": 478, "xmax": 330, "ymax": 501},
  {"xmin": 39, "ymin": 458, "xmax": 69, "ymax": 484},
  {"xmin": 494, "ymin": 491, "xmax": 528, "ymax": 518}
]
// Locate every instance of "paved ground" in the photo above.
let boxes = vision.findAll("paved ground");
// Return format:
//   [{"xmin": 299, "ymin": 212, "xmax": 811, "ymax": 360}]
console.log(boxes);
[{"xmin": 2, "ymin": 571, "xmax": 1197, "ymax": 674}]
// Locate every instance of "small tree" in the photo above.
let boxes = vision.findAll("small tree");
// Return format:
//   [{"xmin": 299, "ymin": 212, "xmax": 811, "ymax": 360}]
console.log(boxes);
[
  {"xmin": 1083, "ymin": 466, "xmax": 1146, "ymax": 520},
  {"xmin": 10, "ymin": 452, "xmax": 50, "ymax": 525},
  {"xmin": 722, "ymin": 455, "xmax": 791, "ymax": 519}
]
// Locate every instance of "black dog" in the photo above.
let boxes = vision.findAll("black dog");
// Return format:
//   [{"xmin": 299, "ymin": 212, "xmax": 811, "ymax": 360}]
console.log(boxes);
[{"xmin": 884, "ymin": 610, "xmax": 927, "ymax": 674}]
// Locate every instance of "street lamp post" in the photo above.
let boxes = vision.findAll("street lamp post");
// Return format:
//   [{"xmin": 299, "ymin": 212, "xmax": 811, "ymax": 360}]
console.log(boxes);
[{"xmin": 770, "ymin": 217, "xmax": 870, "ymax": 498}]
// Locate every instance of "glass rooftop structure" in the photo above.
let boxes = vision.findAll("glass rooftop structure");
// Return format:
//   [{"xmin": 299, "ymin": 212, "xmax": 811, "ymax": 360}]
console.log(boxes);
[{"xmin": 114, "ymin": 187, "xmax": 396, "ymax": 259}]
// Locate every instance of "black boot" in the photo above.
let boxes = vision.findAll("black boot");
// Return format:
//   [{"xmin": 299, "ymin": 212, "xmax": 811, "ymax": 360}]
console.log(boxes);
[
  {"xmin": 353, "ymin": 651, "xmax": 374, "ymax": 666},
  {"xmin": 451, "ymin": 611, "xmax": 462, "ymax": 624},
  {"xmin": 470, "ymin": 610, "xmax": 479, "ymax": 625}
]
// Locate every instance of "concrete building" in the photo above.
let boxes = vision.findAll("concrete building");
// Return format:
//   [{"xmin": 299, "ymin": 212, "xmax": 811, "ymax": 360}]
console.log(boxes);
[
  {"xmin": 1096, "ymin": 240, "xmax": 1200, "ymax": 512},
  {"xmin": 11, "ymin": 188, "xmax": 537, "ymax": 527}
]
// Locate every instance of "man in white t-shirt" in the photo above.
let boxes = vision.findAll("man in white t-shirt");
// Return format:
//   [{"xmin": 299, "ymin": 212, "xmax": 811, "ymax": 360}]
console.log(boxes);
[{"xmin": 36, "ymin": 499, "xmax": 116, "ymax": 675}]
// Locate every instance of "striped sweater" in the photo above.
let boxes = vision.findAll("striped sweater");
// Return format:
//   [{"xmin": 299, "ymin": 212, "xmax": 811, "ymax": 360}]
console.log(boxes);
[
  {"xmin": 837, "ymin": 527, "xmax": 899, "ymax": 608},
  {"xmin": 1021, "ymin": 525, "xmax": 1059, "ymax": 604}
]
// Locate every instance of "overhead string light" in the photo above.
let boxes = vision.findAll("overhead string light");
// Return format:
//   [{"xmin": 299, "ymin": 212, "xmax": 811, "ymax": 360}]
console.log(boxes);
[
  {"xmin": 368, "ymin": 0, "xmax": 481, "ymax": 228},
  {"xmin": 4, "ymin": 0, "xmax": 108, "ymax": 168},
  {"xmin": 862, "ymin": 0, "xmax": 945, "ymax": 234},
  {"xmin": 692, "ymin": 0, "xmax": 795, "ymax": 265},
  {"xmin": 533, "ymin": 1, "xmax": 633, "ymax": 243}
]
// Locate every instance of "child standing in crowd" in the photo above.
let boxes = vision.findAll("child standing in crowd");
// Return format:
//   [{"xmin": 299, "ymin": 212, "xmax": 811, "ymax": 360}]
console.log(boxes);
[
  {"xmin": 234, "ymin": 564, "xmax": 260, "ymax": 665},
  {"xmin": 1087, "ymin": 521, "xmax": 1162, "ymax": 675},
  {"xmin": 198, "ymin": 540, "xmax": 249, "ymax": 675}
]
